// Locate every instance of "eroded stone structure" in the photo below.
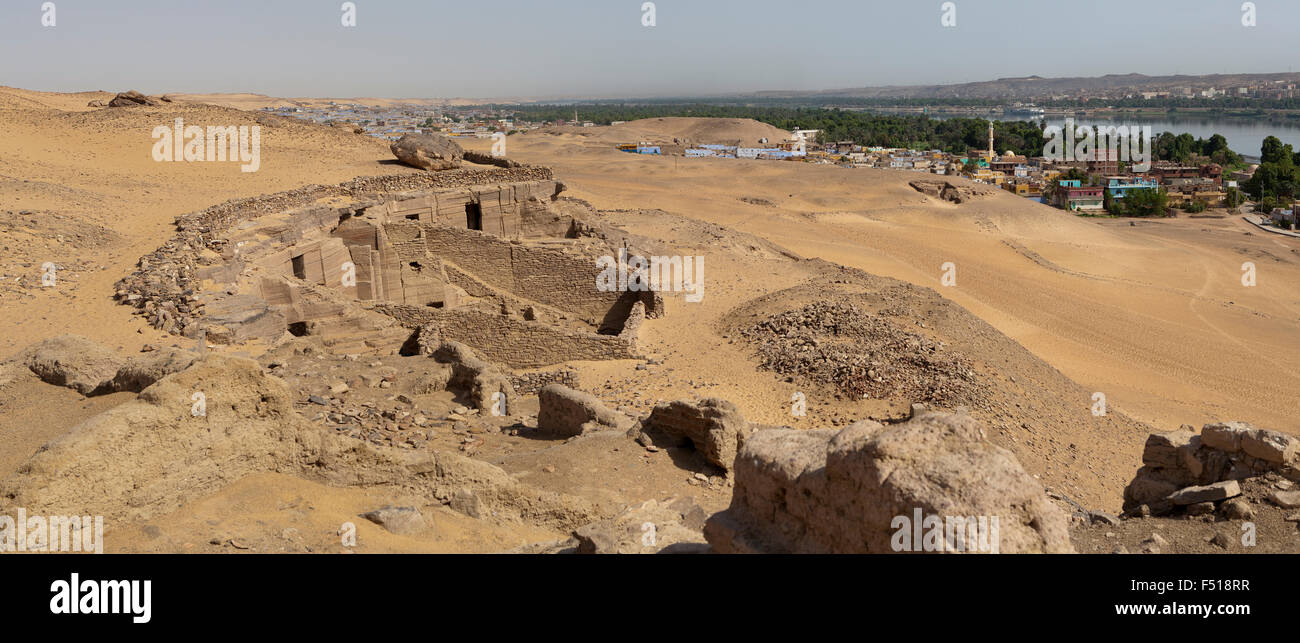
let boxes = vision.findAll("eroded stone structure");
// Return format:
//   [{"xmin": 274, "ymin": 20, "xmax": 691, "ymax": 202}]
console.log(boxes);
[
  {"xmin": 1124, "ymin": 421, "xmax": 1300, "ymax": 514},
  {"xmin": 116, "ymin": 167, "xmax": 663, "ymax": 367}
]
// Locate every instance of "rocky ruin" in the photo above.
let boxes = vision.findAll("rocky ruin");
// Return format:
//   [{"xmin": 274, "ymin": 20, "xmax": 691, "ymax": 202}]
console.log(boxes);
[
  {"xmin": 704, "ymin": 411, "xmax": 1074, "ymax": 553},
  {"xmin": 908, "ymin": 179, "xmax": 994, "ymax": 204},
  {"xmin": 1124, "ymin": 422, "xmax": 1300, "ymax": 516},
  {"xmin": 114, "ymin": 165, "xmax": 661, "ymax": 368},
  {"xmin": 11, "ymin": 156, "xmax": 1286, "ymax": 556}
]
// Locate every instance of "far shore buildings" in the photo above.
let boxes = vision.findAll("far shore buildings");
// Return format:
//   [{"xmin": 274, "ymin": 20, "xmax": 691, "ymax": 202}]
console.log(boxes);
[
  {"xmin": 613, "ymin": 127, "xmax": 1240, "ymax": 213},
  {"xmin": 271, "ymin": 104, "xmax": 1253, "ymax": 217}
]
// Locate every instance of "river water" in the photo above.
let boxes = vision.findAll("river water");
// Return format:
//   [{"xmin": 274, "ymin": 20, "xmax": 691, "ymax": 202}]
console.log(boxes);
[
  {"xmin": 865, "ymin": 109, "xmax": 1300, "ymax": 161},
  {"xmin": 1034, "ymin": 115, "xmax": 1300, "ymax": 161}
]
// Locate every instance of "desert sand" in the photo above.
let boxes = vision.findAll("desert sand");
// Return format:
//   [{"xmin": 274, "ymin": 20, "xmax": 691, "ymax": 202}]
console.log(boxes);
[
  {"xmin": 469, "ymin": 126, "xmax": 1300, "ymax": 434},
  {"xmin": 1, "ymin": 88, "xmax": 1296, "ymax": 553}
]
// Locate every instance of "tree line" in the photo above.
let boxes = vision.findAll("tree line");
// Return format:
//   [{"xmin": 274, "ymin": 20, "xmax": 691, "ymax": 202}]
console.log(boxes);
[{"xmin": 506, "ymin": 104, "xmax": 1049, "ymax": 155}]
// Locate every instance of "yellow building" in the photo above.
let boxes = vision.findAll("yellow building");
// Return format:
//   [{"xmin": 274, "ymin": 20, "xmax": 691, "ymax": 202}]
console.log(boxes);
[
  {"xmin": 972, "ymin": 168, "xmax": 1007, "ymax": 186},
  {"xmin": 1166, "ymin": 190, "xmax": 1227, "ymax": 207}
]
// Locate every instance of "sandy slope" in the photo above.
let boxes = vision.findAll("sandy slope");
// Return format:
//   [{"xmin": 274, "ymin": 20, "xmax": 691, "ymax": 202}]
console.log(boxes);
[
  {"xmin": 1, "ymin": 93, "xmax": 1295, "ymax": 549},
  {"xmin": 475, "ymin": 122, "xmax": 1300, "ymax": 434},
  {"xmin": 0, "ymin": 92, "xmax": 423, "ymax": 357}
]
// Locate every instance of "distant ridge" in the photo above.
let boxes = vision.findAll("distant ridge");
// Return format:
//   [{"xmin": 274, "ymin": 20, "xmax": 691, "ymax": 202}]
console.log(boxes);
[{"xmin": 746, "ymin": 72, "xmax": 1300, "ymax": 100}]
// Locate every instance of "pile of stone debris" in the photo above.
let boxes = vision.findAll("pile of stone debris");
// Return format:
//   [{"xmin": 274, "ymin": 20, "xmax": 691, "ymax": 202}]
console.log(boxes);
[
  {"xmin": 740, "ymin": 301, "xmax": 977, "ymax": 406},
  {"xmin": 908, "ymin": 179, "xmax": 995, "ymax": 204},
  {"xmin": 1125, "ymin": 421, "xmax": 1300, "ymax": 518}
]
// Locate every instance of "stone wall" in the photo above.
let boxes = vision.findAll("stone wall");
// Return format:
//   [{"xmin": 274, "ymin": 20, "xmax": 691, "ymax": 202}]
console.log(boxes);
[
  {"xmin": 1124, "ymin": 422, "xmax": 1299, "ymax": 514},
  {"xmin": 358, "ymin": 180, "xmax": 569, "ymax": 239},
  {"xmin": 114, "ymin": 168, "xmax": 554, "ymax": 333},
  {"xmin": 418, "ymin": 224, "xmax": 632, "ymax": 324}
]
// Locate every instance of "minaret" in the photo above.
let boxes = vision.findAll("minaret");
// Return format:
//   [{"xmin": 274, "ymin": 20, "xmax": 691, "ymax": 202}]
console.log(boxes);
[{"xmin": 987, "ymin": 122, "xmax": 994, "ymax": 159}]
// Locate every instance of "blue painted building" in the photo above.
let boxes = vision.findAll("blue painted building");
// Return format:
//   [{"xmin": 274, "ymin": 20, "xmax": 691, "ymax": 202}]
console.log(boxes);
[{"xmin": 1105, "ymin": 177, "xmax": 1159, "ymax": 199}]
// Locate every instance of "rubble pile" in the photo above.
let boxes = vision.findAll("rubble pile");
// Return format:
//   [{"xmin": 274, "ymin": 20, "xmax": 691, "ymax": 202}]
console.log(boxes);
[
  {"xmin": 741, "ymin": 301, "xmax": 977, "ymax": 406},
  {"xmin": 1125, "ymin": 421, "xmax": 1300, "ymax": 517}
]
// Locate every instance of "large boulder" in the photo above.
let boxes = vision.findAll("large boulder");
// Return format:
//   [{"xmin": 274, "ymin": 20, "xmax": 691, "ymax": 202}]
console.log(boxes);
[
  {"xmin": 20, "ymin": 335, "xmax": 198, "ymax": 395},
  {"xmin": 23, "ymin": 335, "xmax": 126, "ymax": 395},
  {"xmin": 390, "ymin": 133, "xmax": 464, "ymax": 171},
  {"xmin": 572, "ymin": 497, "xmax": 710, "ymax": 554},
  {"xmin": 537, "ymin": 383, "xmax": 630, "ymax": 437},
  {"xmin": 704, "ymin": 411, "xmax": 1074, "ymax": 554},
  {"xmin": 431, "ymin": 341, "xmax": 515, "ymax": 412},
  {"xmin": 637, "ymin": 398, "xmax": 751, "ymax": 472},
  {"xmin": 360, "ymin": 506, "xmax": 427, "ymax": 535},
  {"xmin": 108, "ymin": 90, "xmax": 161, "ymax": 107}
]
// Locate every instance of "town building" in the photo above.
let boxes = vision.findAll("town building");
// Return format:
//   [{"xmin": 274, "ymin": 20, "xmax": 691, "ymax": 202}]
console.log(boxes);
[{"xmin": 1052, "ymin": 180, "xmax": 1104, "ymax": 212}]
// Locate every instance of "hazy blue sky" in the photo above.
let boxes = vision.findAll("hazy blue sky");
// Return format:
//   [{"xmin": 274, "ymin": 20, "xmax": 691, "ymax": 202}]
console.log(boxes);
[{"xmin": 3, "ymin": 0, "xmax": 1298, "ymax": 98}]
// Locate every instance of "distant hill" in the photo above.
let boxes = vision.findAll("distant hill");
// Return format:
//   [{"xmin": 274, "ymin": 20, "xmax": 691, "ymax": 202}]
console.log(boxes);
[{"xmin": 748, "ymin": 72, "xmax": 1300, "ymax": 100}]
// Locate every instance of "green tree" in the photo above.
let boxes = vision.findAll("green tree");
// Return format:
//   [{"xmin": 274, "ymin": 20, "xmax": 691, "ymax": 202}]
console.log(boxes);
[
  {"xmin": 1225, "ymin": 186, "xmax": 1245, "ymax": 209},
  {"xmin": 1111, "ymin": 188, "xmax": 1169, "ymax": 217},
  {"xmin": 1261, "ymin": 136, "xmax": 1288, "ymax": 164}
]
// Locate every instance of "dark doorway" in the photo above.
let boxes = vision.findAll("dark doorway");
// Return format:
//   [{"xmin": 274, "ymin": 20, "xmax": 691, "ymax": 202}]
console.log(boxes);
[
  {"xmin": 465, "ymin": 202, "xmax": 482, "ymax": 231},
  {"xmin": 290, "ymin": 254, "xmax": 307, "ymax": 280}
]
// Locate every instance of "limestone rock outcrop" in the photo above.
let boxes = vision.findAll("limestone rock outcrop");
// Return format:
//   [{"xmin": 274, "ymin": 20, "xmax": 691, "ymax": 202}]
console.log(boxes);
[
  {"xmin": 20, "ymin": 334, "xmax": 197, "ymax": 395},
  {"xmin": 0, "ymin": 349, "xmax": 596, "ymax": 531},
  {"xmin": 1124, "ymin": 422, "xmax": 1299, "ymax": 514},
  {"xmin": 704, "ymin": 412, "xmax": 1074, "ymax": 553},
  {"xmin": 390, "ymin": 133, "xmax": 464, "ymax": 171},
  {"xmin": 537, "ymin": 383, "xmax": 631, "ymax": 437},
  {"xmin": 107, "ymin": 90, "xmax": 161, "ymax": 107},
  {"xmin": 572, "ymin": 497, "xmax": 711, "ymax": 554},
  {"xmin": 431, "ymin": 341, "xmax": 516, "ymax": 412},
  {"xmin": 636, "ymin": 398, "xmax": 751, "ymax": 472}
]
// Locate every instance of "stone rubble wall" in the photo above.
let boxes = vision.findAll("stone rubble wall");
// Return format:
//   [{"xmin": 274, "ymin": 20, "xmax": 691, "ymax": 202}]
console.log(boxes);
[{"xmin": 1124, "ymin": 422, "xmax": 1300, "ymax": 514}]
